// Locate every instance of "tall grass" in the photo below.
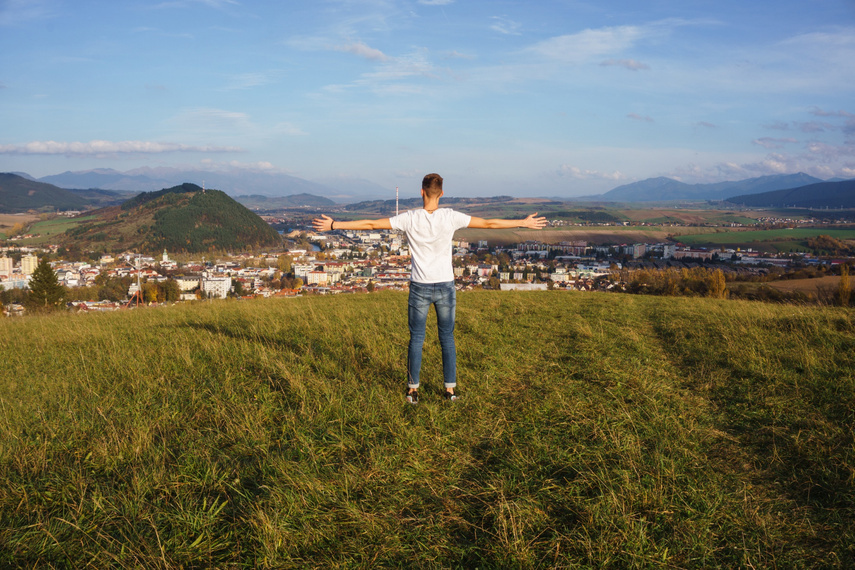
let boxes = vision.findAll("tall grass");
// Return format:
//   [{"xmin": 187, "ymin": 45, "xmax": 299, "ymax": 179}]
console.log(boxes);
[{"xmin": 1, "ymin": 292, "xmax": 853, "ymax": 568}]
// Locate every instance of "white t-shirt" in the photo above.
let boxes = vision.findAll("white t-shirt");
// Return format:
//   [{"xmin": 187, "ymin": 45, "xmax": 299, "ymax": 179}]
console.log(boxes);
[{"xmin": 389, "ymin": 208, "xmax": 471, "ymax": 283}]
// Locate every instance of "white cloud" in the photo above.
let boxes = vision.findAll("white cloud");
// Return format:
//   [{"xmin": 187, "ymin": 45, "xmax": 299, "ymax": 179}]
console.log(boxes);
[
  {"xmin": 490, "ymin": 16, "xmax": 521, "ymax": 36},
  {"xmin": 418, "ymin": 0, "xmax": 454, "ymax": 5},
  {"xmin": 0, "ymin": 140, "xmax": 241, "ymax": 155},
  {"xmin": 526, "ymin": 26, "xmax": 646, "ymax": 64},
  {"xmin": 557, "ymin": 165, "xmax": 625, "ymax": 181}
]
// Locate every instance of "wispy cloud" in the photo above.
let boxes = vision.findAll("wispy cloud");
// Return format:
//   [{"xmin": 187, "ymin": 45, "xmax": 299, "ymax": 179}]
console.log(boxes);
[
  {"xmin": 490, "ymin": 16, "xmax": 521, "ymax": 36},
  {"xmin": 696, "ymin": 122, "xmax": 717, "ymax": 129},
  {"xmin": 753, "ymin": 137, "xmax": 798, "ymax": 149},
  {"xmin": 0, "ymin": 140, "xmax": 242, "ymax": 155},
  {"xmin": 0, "ymin": 0, "xmax": 56, "ymax": 26},
  {"xmin": 418, "ymin": 0, "xmax": 454, "ymax": 5},
  {"xmin": 335, "ymin": 41, "xmax": 389, "ymax": 61},
  {"xmin": 151, "ymin": 0, "xmax": 239, "ymax": 9},
  {"xmin": 810, "ymin": 106, "xmax": 854, "ymax": 118},
  {"xmin": 627, "ymin": 113, "xmax": 654, "ymax": 123},
  {"xmin": 222, "ymin": 72, "xmax": 276, "ymax": 90},
  {"xmin": 600, "ymin": 59, "xmax": 649, "ymax": 71},
  {"xmin": 526, "ymin": 26, "xmax": 647, "ymax": 64}
]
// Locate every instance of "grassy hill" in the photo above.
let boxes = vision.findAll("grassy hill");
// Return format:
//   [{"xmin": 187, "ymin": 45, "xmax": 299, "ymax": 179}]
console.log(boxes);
[
  {"xmin": 1, "ymin": 292, "xmax": 852, "ymax": 567},
  {"xmin": 63, "ymin": 183, "xmax": 282, "ymax": 253}
]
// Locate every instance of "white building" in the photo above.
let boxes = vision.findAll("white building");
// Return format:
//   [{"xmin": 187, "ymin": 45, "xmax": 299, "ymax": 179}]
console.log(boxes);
[
  {"xmin": 21, "ymin": 254, "xmax": 39, "ymax": 275},
  {"xmin": 201, "ymin": 275, "xmax": 232, "ymax": 299},
  {"xmin": 0, "ymin": 256, "xmax": 12, "ymax": 276}
]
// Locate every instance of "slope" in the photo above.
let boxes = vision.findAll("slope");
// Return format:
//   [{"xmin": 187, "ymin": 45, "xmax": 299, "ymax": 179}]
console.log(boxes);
[
  {"xmin": 0, "ymin": 173, "xmax": 90, "ymax": 213},
  {"xmin": 0, "ymin": 292, "xmax": 851, "ymax": 567},
  {"xmin": 726, "ymin": 179, "xmax": 855, "ymax": 208}
]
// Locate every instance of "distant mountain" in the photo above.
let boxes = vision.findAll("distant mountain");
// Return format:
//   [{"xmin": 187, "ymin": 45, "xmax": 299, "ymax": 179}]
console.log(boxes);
[
  {"xmin": 725, "ymin": 179, "xmax": 855, "ymax": 208},
  {"xmin": 0, "ymin": 173, "xmax": 90, "ymax": 213},
  {"xmin": 600, "ymin": 173, "xmax": 824, "ymax": 202},
  {"xmin": 64, "ymin": 183, "xmax": 282, "ymax": 254},
  {"xmin": 38, "ymin": 167, "xmax": 344, "ymax": 200},
  {"xmin": 311, "ymin": 176, "xmax": 395, "ymax": 201},
  {"xmin": 235, "ymin": 193, "xmax": 336, "ymax": 210}
]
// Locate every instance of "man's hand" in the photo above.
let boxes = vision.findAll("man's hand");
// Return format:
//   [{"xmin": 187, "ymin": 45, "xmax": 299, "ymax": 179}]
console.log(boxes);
[
  {"xmin": 523, "ymin": 213, "xmax": 548, "ymax": 229},
  {"xmin": 312, "ymin": 214, "xmax": 333, "ymax": 232}
]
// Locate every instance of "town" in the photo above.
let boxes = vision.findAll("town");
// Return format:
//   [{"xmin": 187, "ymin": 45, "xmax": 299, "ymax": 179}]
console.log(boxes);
[{"xmin": 3, "ymin": 214, "xmax": 842, "ymax": 316}]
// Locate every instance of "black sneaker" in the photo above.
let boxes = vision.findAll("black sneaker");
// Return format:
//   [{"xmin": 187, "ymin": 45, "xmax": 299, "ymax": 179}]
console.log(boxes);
[
  {"xmin": 406, "ymin": 390, "xmax": 419, "ymax": 404},
  {"xmin": 443, "ymin": 390, "xmax": 458, "ymax": 402}
]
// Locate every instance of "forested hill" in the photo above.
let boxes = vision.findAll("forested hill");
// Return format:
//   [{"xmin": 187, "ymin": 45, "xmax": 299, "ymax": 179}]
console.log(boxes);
[
  {"xmin": 0, "ymin": 173, "xmax": 89, "ymax": 213},
  {"xmin": 726, "ymin": 179, "xmax": 855, "ymax": 208},
  {"xmin": 66, "ymin": 183, "xmax": 282, "ymax": 253}
]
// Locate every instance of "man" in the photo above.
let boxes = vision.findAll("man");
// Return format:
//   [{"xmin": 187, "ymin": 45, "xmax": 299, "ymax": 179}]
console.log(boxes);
[{"xmin": 312, "ymin": 173, "xmax": 547, "ymax": 404}]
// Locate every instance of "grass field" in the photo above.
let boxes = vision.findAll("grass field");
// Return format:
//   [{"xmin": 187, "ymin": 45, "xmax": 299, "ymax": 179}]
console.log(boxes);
[
  {"xmin": 457, "ymin": 225, "xmax": 722, "ymax": 247},
  {"xmin": 14, "ymin": 216, "xmax": 96, "ymax": 245},
  {"xmin": 677, "ymin": 227, "xmax": 855, "ymax": 251},
  {"xmin": 1, "ymin": 292, "xmax": 853, "ymax": 567}
]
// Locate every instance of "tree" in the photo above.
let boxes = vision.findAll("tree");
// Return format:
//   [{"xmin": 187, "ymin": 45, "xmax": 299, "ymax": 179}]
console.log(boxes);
[
  {"xmin": 26, "ymin": 258, "xmax": 66, "ymax": 312},
  {"xmin": 838, "ymin": 264, "xmax": 851, "ymax": 307},
  {"xmin": 367, "ymin": 280, "xmax": 375, "ymax": 293},
  {"xmin": 708, "ymin": 269, "xmax": 728, "ymax": 299}
]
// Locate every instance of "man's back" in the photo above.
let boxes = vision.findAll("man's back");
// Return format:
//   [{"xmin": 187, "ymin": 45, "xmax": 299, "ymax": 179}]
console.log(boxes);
[{"xmin": 390, "ymin": 208, "xmax": 471, "ymax": 284}]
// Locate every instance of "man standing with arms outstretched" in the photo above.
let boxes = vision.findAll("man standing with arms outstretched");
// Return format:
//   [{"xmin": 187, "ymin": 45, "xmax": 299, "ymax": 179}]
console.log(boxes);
[{"xmin": 313, "ymin": 173, "xmax": 547, "ymax": 404}]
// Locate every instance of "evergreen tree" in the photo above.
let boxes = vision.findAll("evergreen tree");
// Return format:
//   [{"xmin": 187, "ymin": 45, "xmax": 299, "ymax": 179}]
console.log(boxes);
[{"xmin": 26, "ymin": 258, "xmax": 66, "ymax": 312}]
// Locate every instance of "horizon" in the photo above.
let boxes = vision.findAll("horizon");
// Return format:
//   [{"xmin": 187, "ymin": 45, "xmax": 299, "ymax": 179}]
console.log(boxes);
[{"xmin": 1, "ymin": 1, "xmax": 853, "ymax": 198}]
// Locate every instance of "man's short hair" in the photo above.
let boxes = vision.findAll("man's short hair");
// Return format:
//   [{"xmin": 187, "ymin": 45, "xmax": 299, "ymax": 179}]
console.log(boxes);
[{"xmin": 422, "ymin": 173, "xmax": 443, "ymax": 198}]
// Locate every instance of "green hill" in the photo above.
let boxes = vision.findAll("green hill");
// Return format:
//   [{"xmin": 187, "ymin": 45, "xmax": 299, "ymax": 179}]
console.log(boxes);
[
  {"xmin": 64, "ymin": 183, "xmax": 282, "ymax": 253},
  {"xmin": 0, "ymin": 172, "xmax": 90, "ymax": 213},
  {"xmin": 1, "ymin": 292, "xmax": 852, "ymax": 567}
]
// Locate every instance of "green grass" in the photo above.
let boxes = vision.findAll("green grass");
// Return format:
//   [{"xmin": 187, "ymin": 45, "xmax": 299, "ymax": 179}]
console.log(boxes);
[
  {"xmin": 1, "ymin": 293, "xmax": 853, "ymax": 567},
  {"xmin": 19, "ymin": 216, "xmax": 95, "ymax": 245}
]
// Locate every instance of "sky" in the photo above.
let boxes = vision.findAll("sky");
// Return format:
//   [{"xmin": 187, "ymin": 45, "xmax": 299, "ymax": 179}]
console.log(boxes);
[{"xmin": 1, "ymin": 0, "xmax": 854, "ymax": 198}]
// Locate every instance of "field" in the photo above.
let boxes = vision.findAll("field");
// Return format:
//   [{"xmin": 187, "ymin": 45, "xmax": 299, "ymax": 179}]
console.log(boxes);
[
  {"xmin": 0, "ymin": 213, "xmax": 39, "ymax": 240},
  {"xmin": 1, "ymin": 292, "xmax": 853, "ymax": 567},
  {"xmin": 17, "ymin": 216, "xmax": 96, "ymax": 245},
  {"xmin": 457, "ymin": 225, "xmax": 722, "ymax": 247},
  {"xmin": 677, "ymin": 227, "xmax": 855, "ymax": 252}
]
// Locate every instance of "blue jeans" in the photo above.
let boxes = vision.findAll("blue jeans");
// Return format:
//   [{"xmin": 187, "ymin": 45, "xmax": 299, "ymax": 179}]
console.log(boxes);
[{"xmin": 407, "ymin": 281, "xmax": 457, "ymax": 390}]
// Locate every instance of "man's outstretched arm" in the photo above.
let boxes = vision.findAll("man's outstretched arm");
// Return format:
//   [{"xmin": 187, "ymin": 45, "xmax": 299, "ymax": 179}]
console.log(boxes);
[
  {"xmin": 312, "ymin": 214, "xmax": 392, "ymax": 232},
  {"xmin": 467, "ymin": 212, "xmax": 548, "ymax": 230}
]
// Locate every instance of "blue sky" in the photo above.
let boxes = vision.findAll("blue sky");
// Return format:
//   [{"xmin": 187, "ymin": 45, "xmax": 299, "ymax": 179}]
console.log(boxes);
[{"xmin": 1, "ymin": 0, "xmax": 854, "ymax": 197}]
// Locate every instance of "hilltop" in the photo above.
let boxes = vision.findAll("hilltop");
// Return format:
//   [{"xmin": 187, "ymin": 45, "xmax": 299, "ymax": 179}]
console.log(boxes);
[
  {"xmin": 0, "ymin": 292, "xmax": 852, "ymax": 567},
  {"xmin": 63, "ymin": 183, "xmax": 282, "ymax": 253}
]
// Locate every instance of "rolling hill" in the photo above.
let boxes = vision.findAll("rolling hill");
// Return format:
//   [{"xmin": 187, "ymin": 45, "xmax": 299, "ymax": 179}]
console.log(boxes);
[
  {"xmin": 0, "ymin": 173, "xmax": 90, "ymax": 213},
  {"xmin": 63, "ymin": 183, "xmax": 282, "ymax": 253},
  {"xmin": 725, "ymin": 179, "xmax": 855, "ymax": 208}
]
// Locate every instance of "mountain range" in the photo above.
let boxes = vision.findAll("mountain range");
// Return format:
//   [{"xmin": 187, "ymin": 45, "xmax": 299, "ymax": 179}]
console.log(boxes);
[
  {"xmin": 35, "ymin": 167, "xmax": 394, "ymax": 202},
  {"xmin": 595, "ymin": 173, "xmax": 826, "ymax": 202}
]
